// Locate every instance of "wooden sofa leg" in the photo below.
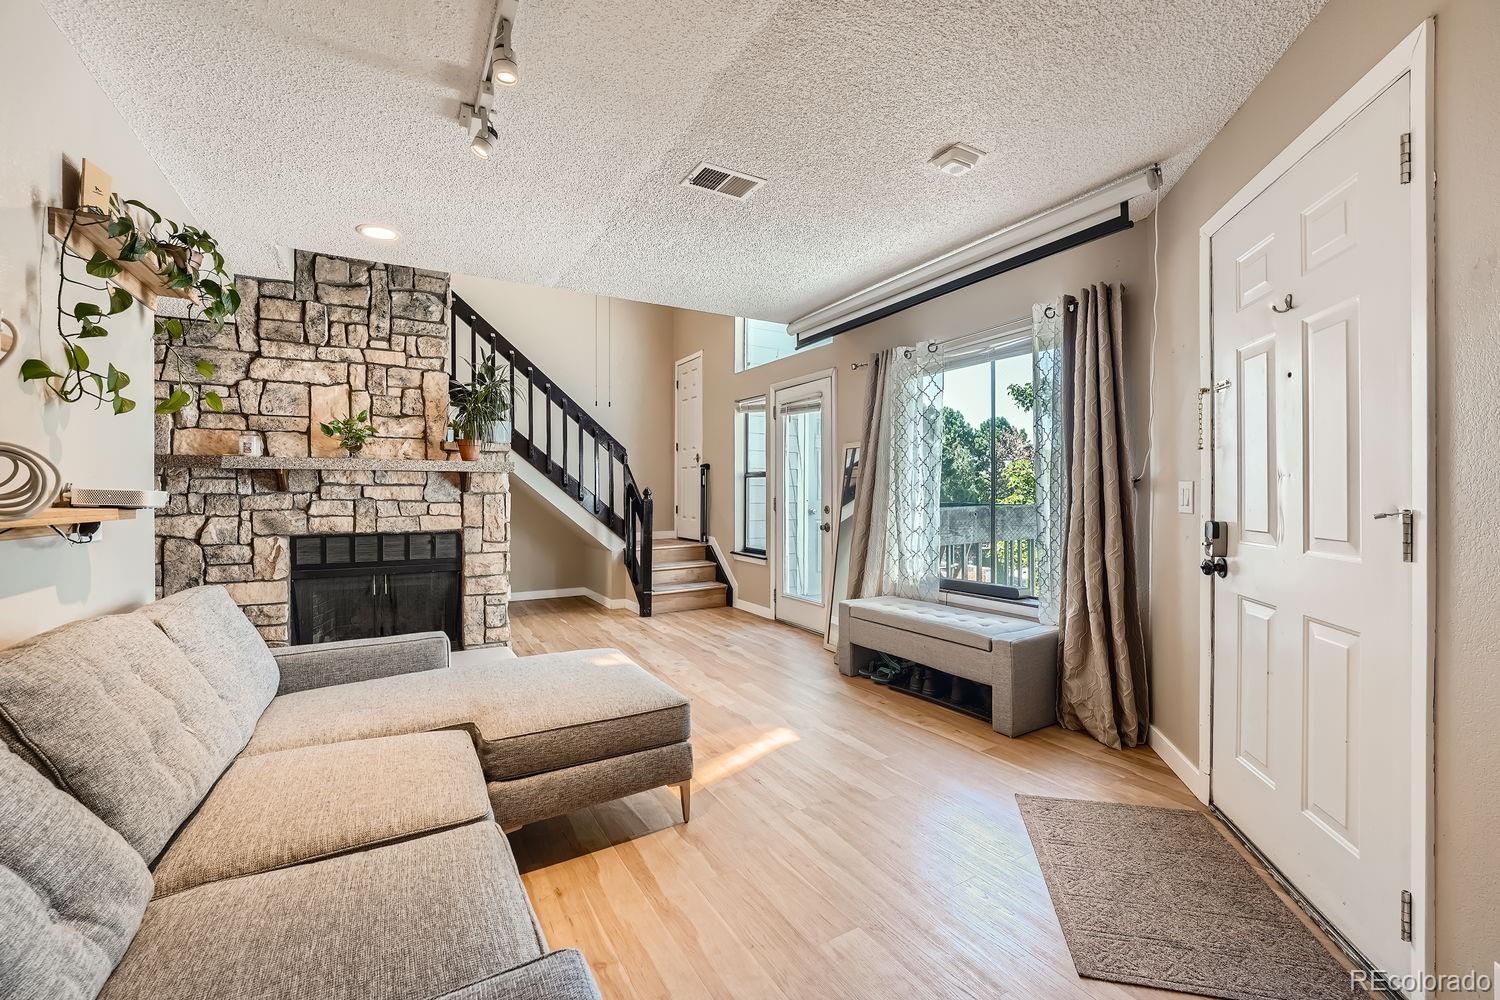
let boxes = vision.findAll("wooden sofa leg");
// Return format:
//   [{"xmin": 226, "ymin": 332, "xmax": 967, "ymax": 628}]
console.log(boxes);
[{"xmin": 676, "ymin": 781, "xmax": 692, "ymax": 823}]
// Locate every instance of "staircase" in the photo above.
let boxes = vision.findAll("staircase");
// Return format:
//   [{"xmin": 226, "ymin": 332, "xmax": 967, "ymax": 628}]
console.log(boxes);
[
  {"xmin": 450, "ymin": 294, "xmax": 730, "ymax": 617},
  {"xmin": 649, "ymin": 540, "xmax": 729, "ymax": 614}
]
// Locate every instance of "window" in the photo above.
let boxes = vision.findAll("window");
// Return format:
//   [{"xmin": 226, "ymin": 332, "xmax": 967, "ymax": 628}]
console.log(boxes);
[
  {"xmin": 735, "ymin": 318, "xmax": 820, "ymax": 371},
  {"xmin": 938, "ymin": 321, "xmax": 1041, "ymax": 603},
  {"xmin": 735, "ymin": 396, "xmax": 767, "ymax": 555}
]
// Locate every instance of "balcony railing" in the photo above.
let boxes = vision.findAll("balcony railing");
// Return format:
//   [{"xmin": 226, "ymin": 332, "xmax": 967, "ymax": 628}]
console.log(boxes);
[{"xmin": 939, "ymin": 502, "xmax": 1036, "ymax": 593}]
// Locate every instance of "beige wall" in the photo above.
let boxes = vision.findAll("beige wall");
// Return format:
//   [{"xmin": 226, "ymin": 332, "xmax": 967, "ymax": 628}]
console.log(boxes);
[
  {"xmin": 0, "ymin": 1, "xmax": 194, "ymax": 646},
  {"xmin": 674, "ymin": 222, "xmax": 1154, "ymax": 613},
  {"xmin": 1143, "ymin": 0, "xmax": 1498, "ymax": 980},
  {"xmin": 508, "ymin": 480, "xmax": 615, "ymax": 597}
]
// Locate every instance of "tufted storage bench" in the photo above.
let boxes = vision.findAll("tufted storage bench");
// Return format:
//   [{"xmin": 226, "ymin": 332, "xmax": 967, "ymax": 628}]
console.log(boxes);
[{"xmin": 837, "ymin": 596, "xmax": 1059, "ymax": 737}]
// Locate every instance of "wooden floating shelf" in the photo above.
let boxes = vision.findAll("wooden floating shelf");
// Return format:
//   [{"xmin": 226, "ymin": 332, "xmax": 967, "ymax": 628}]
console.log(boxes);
[
  {"xmin": 0, "ymin": 506, "xmax": 138, "ymax": 543},
  {"xmin": 48, "ymin": 207, "xmax": 201, "ymax": 311}
]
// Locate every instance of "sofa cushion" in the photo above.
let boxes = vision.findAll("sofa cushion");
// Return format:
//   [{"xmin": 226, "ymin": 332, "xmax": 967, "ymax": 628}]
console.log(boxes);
[
  {"xmin": 431, "ymin": 950, "xmax": 603, "ymax": 1000},
  {"xmin": 244, "ymin": 649, "xmax": 691, "ymax": 782},
  {"xmin": 0, "ymin": 742, "xmax": 152, "ymax": 1000},
  {"xmin": 139, "ymin": 586, "xmax": 278, "ymax": 733},
  {"xmin": 0, "ymin": 613, "xmax": 255, "ymax": 862},
  {"xmin": 151, "ymin": 731, "xmax": 492, "ymax": 897},
  {"xmin": 101, "ymin": 821, "xmax": 546, "ymax": 1000},
  {"xmin": 845, "ymin": 596, "xmax": 1052, "ymax": 651}
]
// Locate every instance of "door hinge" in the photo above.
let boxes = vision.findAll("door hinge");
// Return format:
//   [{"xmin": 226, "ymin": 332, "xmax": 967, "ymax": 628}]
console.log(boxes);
[
  {"xmin": 1400, "ymin": 889, "xmax": 1413, "ymax": 942},
  {"xmin": 1399, "ymin": 132, "xmax": 1412, "ymax": 184},
  {"xmin": 1400, "ymin": 509, "xmax": 1414, "ymax": 562},
  {"xmin": 674, "ymin": 504, "xmax": 679, "ymax": 513}
]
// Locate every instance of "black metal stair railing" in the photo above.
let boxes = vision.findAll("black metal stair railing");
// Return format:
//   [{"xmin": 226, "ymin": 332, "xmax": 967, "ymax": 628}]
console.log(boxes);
[{"xmin": 450, "ymin": 293, "xmax": 654, "ymax": 616}]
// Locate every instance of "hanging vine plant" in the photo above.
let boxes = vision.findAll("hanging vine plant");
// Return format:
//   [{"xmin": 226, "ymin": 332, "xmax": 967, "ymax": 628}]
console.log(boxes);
[{"xmin": 21, "ymin": 195, "xmax": 241, "ymax": 415}]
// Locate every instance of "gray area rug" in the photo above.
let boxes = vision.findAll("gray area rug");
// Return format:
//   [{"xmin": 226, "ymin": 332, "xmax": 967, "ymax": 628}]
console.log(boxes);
[{"xmin": 1016, "ymin": 795, "xmax": 1356, "ymax": 1000}]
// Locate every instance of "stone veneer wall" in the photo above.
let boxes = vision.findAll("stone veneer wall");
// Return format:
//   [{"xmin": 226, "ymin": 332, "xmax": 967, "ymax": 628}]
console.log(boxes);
[{"xmin": 154, "ymin": 250, "xmax": 510, "ymax": 647}]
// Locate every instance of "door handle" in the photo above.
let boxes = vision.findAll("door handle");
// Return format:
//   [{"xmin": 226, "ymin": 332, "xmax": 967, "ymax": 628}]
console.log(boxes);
[
  {"xmin": 1373, "ymin": 508, "xmax": 1412, "ymax": 520},
  {"xmin": 820, "ymin": 522, "xmax": 831, "ymax": 533}
]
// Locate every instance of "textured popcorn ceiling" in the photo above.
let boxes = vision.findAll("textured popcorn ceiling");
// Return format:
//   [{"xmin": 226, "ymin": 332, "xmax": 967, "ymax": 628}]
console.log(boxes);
[{"xmin": 42, "ymin": 0, "xmax": 1324, "ymax": 321}]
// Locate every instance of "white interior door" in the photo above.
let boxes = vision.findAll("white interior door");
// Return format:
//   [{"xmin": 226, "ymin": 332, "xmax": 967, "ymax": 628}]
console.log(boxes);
[
  {"xmin": 674, "ymin": 354, "xmax": 703, "ymax": 539},
  {"xmin": 770, "ymin": 375, "xmax": 834, "ymax": 632},
  {"xmin": 1209, "ymin": 76, "xmax": 1413, "ymax": 977}
]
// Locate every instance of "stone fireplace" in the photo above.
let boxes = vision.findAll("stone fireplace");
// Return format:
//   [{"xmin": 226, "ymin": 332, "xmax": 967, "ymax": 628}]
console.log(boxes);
[{"xmin": 154, "ymin": 251, "xmax": 511, "ymax": 648}]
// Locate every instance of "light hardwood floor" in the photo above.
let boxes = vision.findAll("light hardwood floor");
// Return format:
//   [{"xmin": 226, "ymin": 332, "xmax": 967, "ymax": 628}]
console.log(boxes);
[{"xmin": 507, "ymin": 599, "xmax": 1344, "ymax": 1000}]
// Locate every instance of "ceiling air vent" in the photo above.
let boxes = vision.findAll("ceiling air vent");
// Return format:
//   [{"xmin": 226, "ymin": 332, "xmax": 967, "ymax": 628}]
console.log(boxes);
[{"xmin": 681, "ymin": 162, "xmax": 765, "ymax": 201}]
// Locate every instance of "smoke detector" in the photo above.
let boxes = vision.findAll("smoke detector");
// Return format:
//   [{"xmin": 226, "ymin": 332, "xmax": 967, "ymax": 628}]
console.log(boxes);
[
  {"xmin": 681, "ymin": 162, "xmax": 765, "ymax": 201},
  {"xmin": 930, "ymin": 143, "xmax": 986, "ymax": 176}
]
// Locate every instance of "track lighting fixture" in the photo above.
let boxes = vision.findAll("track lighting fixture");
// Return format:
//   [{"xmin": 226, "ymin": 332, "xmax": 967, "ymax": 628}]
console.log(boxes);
[{"xmin": 460, "ymin": 5, "xmax": 520, "ymax": 156}]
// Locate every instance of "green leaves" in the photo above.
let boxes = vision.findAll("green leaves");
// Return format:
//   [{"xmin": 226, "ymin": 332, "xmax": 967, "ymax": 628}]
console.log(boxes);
[
  {"xmin": 155, "ymin": 388, "xmax": 192, "ymax": 415},
  {"xmin": 86, "ymin": 250, "xmax": 121, "ymax": 279},
  {"xmin": 32, "ymin": 193, "xmax": 242, "ymax": 417},
  {"xmin": 20, "ymin": 359, "xmax": 59, "ymax": 381}
]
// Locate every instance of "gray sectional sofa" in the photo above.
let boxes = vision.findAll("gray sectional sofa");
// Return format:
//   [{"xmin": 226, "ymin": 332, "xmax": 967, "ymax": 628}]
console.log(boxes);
[{"xmin": 0, "ymin": 585, "xmax": 694, "ymax": 1000}]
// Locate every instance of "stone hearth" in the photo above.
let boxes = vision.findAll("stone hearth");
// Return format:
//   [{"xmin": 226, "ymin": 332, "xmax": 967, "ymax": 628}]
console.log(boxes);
[{"xmin": 154, "ymin": 251, "xmax": 511, "ymax": 647}]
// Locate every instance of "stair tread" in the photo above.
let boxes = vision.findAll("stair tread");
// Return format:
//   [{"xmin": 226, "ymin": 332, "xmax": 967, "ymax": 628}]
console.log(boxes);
[
  {"xmin": 653, "ymin": 541, "xmax": 704, "ymax": 550},
  {"xmin": 653, "ymin": 560, "xmax": 715, "ymax": 570},
  {"xmin": 652, "ymin": 581, "xmax": 727, "ymax": 594}
]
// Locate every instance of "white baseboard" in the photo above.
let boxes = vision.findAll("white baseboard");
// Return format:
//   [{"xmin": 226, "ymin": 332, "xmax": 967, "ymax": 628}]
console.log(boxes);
[
  {"xmin": 733, "ymin": 599, "xmax": 773, "ymax": 620},
  {"xmin": 1150, "ymin": 725, "xmax": 1210, "ymax": 803}
]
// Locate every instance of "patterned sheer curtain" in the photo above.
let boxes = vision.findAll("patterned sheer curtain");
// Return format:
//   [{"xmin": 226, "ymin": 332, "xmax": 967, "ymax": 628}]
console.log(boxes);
[
  {"xmin": 1031, "ymin": 301, "xmax": 1068, "ymax": 624},
  {"xmin": 848, "ymin": 343, "xmax": 945, "ymax": 600}
]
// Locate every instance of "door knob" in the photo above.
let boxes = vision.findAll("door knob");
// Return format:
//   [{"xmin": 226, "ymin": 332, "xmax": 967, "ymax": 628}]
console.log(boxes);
[
  {"xmin": 1199, "ymin": 557, "xmax": 1228, "ymax": 578},
  {"xmin": 820, "ymin": 522, "xmax": 831, "ymax": 533}
]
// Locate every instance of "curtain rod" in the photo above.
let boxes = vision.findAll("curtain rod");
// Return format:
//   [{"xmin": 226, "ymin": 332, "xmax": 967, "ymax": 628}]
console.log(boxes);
[
  {"xmin": 847, "ymin": 302, "xmax": 1075, "ymax": 371},
  {"xmin": 794, "ymin": 165, "xmax": 1159, "ymax": 347}
]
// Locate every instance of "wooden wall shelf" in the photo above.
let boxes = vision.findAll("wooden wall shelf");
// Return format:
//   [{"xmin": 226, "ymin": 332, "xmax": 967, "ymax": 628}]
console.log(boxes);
[
  {"xmin": 48, "ymin": 207, "xmax": 201, "ymax": 311},
  {"xmin": 0, "ymin": 506, "xmax": 138, "ymax": 542}
]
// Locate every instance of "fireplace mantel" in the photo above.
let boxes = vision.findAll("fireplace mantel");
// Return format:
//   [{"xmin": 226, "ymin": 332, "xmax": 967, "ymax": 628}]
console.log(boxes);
[{"xmin": 157, "ymin": 450, "xmax": 511, "ymax": 492}]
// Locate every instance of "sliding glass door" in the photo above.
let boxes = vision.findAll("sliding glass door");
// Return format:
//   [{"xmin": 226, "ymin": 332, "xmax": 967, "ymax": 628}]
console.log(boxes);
[{"xmin": 769, "ymin": 374, "xmax": 834, "ymax": 632}]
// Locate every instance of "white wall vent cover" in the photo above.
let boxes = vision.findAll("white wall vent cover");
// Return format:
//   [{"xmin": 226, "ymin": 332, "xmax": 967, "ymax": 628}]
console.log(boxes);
[{"xmin": 681, "ymin": 162, "xmax": 765, "ymax": 200}]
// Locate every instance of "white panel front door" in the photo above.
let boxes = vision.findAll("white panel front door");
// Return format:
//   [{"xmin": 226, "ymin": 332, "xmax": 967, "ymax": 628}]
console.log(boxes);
[
  {"xmin": 770, "ymin": 375, "xmax": 834, "ymax": 632},
  {"xmin": 1210, "ymin": 76, "xmax": 1413, "ymax": 977},
  {"xmin": 674, "ymin": 354, "xmax": 703, "ymax": 539}
]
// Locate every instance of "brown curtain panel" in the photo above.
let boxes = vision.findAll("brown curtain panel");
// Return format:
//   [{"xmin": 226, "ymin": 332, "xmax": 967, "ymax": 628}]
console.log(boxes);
[{"xmin": 1056, "ymin": 284, "xmax": 1149, "ymax": 749}]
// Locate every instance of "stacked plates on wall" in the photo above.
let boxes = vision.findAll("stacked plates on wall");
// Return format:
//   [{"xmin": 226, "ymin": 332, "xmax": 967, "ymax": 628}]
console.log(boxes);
[{"xmin": 0, "ymin": 442, "xmax": 62, "ymax": 521}]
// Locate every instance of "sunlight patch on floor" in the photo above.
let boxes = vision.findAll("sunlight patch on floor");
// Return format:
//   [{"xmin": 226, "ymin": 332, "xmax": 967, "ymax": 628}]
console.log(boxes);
[{"xmin": 694, "ymin": 726, "xmax": 800, "ymax": 786}]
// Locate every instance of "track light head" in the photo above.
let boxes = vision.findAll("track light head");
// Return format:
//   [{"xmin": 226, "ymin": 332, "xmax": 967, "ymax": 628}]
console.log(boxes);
[
  {"xmin": 491, "ymin": 55, "xmax": 519, "ymax": 86},
  {"xmin": 470, "ymin": 127, "xmax": 498, "ymax": 159}
]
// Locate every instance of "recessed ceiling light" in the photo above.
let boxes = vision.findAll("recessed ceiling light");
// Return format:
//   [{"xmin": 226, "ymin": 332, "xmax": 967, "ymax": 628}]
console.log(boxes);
[{"xmin": 356, "ymin": 224, "xmax": 399, "ymax": 241}]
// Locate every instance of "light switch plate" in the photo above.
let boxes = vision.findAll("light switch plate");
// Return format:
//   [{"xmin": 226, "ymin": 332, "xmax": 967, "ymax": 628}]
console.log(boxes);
[{"xmin": 1177, "ymin": 481, "xmax": 1195, "ymax": 514}]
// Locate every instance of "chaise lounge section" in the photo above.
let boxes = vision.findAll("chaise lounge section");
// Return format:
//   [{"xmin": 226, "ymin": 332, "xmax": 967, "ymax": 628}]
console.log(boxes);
[{"xmin": 0, "ymin": 584, "xmax": 693, "ymax": 1000}]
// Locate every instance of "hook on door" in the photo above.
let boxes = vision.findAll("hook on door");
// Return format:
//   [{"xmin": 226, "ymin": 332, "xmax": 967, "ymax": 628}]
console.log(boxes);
[{"xmin": 1270, "ymin": 293, "xmax": 1295, "ymax": 313}]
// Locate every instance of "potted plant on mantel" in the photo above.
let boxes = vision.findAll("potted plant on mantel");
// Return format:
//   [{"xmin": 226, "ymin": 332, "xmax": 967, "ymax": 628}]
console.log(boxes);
[
  {"xmin": 318, "ymin": 411, "xmax": 375, "ymax": 457},
  {"xmin": 449, "ymin": 354, "xmax": 510, "ymax": 461}
]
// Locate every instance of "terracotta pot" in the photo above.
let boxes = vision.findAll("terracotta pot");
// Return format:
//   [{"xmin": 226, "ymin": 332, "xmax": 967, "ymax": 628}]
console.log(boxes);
[{"xmin": 456, "ymin": 439, "xmax": 480, "ymax": 462}]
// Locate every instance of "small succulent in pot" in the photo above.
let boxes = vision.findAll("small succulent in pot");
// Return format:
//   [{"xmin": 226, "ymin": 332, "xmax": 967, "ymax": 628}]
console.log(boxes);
[{"xmin": 319, "ymin": 410, "xmax": 375, "ymax": 456}]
